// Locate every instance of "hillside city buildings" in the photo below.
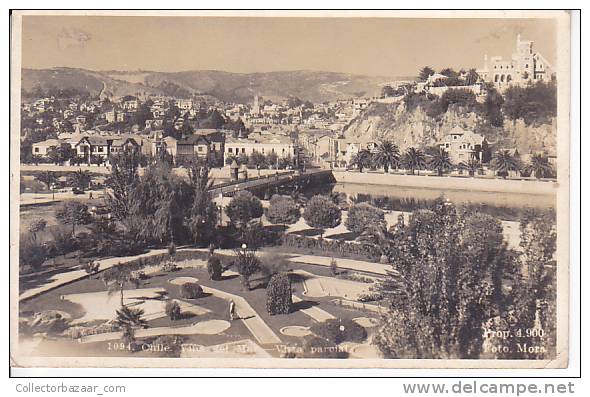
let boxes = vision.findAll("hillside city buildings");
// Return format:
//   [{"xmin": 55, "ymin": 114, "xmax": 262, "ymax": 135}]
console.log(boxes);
[{"xmin": 21, "ymin": 36, "xmax": 554, "ymax": 170}]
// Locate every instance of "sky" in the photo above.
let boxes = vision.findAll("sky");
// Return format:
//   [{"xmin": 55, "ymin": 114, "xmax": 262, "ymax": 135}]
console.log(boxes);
[{"xmin": 20, "ymin": 15, "xmax": 557, "ymax": 77}]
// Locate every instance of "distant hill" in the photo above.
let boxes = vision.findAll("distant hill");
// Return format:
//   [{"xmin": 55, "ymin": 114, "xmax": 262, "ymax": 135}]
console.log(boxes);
[{"xmin": 22, "ymin": 67, "xmax": 399, "ymax": 103}]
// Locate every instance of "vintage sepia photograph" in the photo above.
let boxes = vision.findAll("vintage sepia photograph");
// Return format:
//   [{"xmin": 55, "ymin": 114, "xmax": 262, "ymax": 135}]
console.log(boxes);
[{"xmin": 10, "ymin": 10, "xmax": 572, "ymax": 369}]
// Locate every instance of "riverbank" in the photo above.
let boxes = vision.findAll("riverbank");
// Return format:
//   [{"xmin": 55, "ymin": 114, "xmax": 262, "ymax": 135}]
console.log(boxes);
[{"xmin": 332, "ymin": 170, "xmax": 557, "ymax": 195}]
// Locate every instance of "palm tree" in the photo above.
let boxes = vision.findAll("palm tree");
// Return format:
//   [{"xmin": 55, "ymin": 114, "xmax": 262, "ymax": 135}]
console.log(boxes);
[
  {"xmin": 459, "ymin": 158, "xmax": 482, "ymax": 177},
  {"xmin": 428, "ymin": 148, "xmax": 454, "ymax": 177},
  {"xmin": 402, "ymin": 147, "xmax": 427, "ymax": 175},
  {"xmin": 465, "ymin": 68, "xmax": 480, "ymax": 85},
  {"xmin": 102, "ymin": 264, "xmax": 141, "ymax": 307},
  {"xmin": 491, "ymin": 150, "xmax": 521, "ymax": 179},
  {"xmin": 350, "ymin": 149, "xmax": 372, "ymax": 173},
  {"xmin": 114, "ymin": 305, "xmax": 148, "ymax": 330},
  {"xmin": 67, "ymin": 169, "xmax": 92, "ymax": 190},
  {"xmin": 525, "ymin": 153, "xmax": 554, "ymax": 179},
  {"xmin": 372, "ymin": 141, "xmax": 400, "ymax": 173}
]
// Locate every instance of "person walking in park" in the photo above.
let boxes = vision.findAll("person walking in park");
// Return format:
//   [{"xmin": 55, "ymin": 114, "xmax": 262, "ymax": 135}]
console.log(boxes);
[{"xmin": 229, "ymin": 299, "xmax": 236, "ymax": 321}]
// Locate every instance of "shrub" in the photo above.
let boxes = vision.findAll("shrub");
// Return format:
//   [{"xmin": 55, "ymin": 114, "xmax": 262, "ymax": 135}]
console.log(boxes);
[
  {"xmin": 330, "ymin": 258, "xmax": 338, "ymax": 275},
  {"xmin": 161, "ymin": 260, "xmax": 179, "ymax": 272},
  {"xmin": 168, "ymin": 242, "xmax": 177, "ymax": 257},
  {"xmin": 260, "ymin": 251, "xmax": 291, "ymax": 277},
  {"xmin": 235, "ymin": 249, "xmax": 261, "ymax": 290},
  {"xmin": 266, "ymin": 195, "xmax": 300, "ymax": 225},
  {"xmin": 207, "ymin": 255, "xmax": 223, "ymax": 280},
  {"xmin": 19, "ymin": 235, "xmax": 47, "ymax": 271},
  {"xmin": 303, "ymin": 195, "xmax": 342, "ymax": 236},
  {"xmin": 165, "ymin": 300, "xmax": 182, "ymax": 320},
  {"xmin": 83, "ymin": 260, "xmax": 100, "ymax": 274},
  {"xmin": 281, "ymin": 233, "xmax": 382, "ymax": 261},
  {"xmin": 266, "ymin": 273, "xmax": 292, "ymax": 315},
  {"xmin": 180, "ymin": 282, "xmax": 204, "ymax": 299},
  {"xmin": 357, "ymin": 291, "xmax": 384, "ymax": 302},
  {"xmin": 345, "ymin": 203, "xmax": 385, "ymax": 234},
  {"xmin": 150, "ymin": 335, "xmax": 186, "ymax": 357},
  {"xmin": 46, "ymin": 227, "xmax": 78, "ymax": 257},
  {"xmin": 310, "ymin": 318, "xmax": 367, "ymax": 344}
]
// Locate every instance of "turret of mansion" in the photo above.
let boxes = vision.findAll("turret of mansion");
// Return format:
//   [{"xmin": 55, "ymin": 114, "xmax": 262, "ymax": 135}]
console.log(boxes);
[{"xmin": 477, "ymin": 35, "xmax": 554, "ymax": 89}]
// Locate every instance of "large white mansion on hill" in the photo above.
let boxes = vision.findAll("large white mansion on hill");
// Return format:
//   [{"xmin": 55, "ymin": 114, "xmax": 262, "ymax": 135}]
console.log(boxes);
[{"xmin": 477, "ymin": 35, "xmax": 554, "ymax": 90}]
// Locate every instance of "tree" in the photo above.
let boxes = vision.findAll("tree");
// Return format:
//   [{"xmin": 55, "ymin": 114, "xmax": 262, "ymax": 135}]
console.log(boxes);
[
  {"xmin": 36, "ymin": 171, "xmax": 57, "ymax": 191},
  {"xmin": 440, "ymin": 67, "xmax": 459, "ymax": 79},
  {"xmin": 185, "ymin": 162, "xmax": 218, "ymax": 245},
  {"xmin": 28, "ymin": 218, "xmax": 47, "ymax": 242},
  {"xmin": 428, "ymin": 148, "xmax": 453, "ymax": 176},
  {"xmin": 102, "ymin": 264, "xmax": 141, "ymax": 308},
  {"xmin": 226, "ymin": 191, "xmax": 264, "ymax": 230},
  {"xmin": 247, "ymin": 151, "xmax": 267, "ymax": 169},
  {"xmin": 345, "ymin": 203, "xmax": 385, "ymax": 234},
  {"xmin": 106, "ymin": 150, "xmax": 141, "ymax": 220},
  {"xmin": 67, "ymin": 169, "xmax": 91, "ymax": 190},
  {"xmin": 47, "ymin": 143, "xmax": 74, "ymax": 165},
  {"xmin": 525, "ymin": 153, "xmax": 554, "ymax": 179},
  {"xmin": 349, "ymin": 149, "xmax": 372, "ymax": 173},
  {"xmin": 491, "ymin": 150, "xmax": 521, "ymax": 179},
  {"xmin": 497, "ymin": 209, "xmax": 556, "ymax": 359},
  {"xmin": 402, "ymin": 147, "xmax": 427, "ymax": 175},
  {"xmin": 459, "ymin": 158, "xmax": 482, "ymax": 177},
  {"xmin": 125, "ymin": 159, "xmax": 193, "ymax": 245},
  {"xmin": 483, "ymin": 84, "xmax": 505, "ymax": 127},
  {"xmin": 464, "ymin": 68, "xmax": 480, "ymax": 85},
  {"xmin": 266, "ymin": 195, "xmax": 300, "ymax": 225},
  {"xmin": 266, "ymin": 152, "xmax": 279, "ymax": 169},
  {"xmin": 235, "ymin": 247, "xmax": 261, "ymax": 290},
  {"xmin": 302, "ymin": 195, "xmax": 342, "ymax": 237},
  {"xmin": 372, "ymin": 141, "xmax": 400, "ymax": 173},
  {"xmin": 502, "ymin": 81, "xmax": 557, "ymax": 125},
  {"xmin": 374, "ymin": 199, "xmax": 518, "ymax": 359},
  {"xmin": 266, "ymin": 273, "xmax": 292, "ymax": 315},
  {"xmin": 55, "ymin": 201, "xmax": 91, "ymax": 234},
  {"xmin": 440, "ymin": 88, "xmax": 476, "ymax": 112},
  {"xmin": 418, "ymin": 66, "xmax": 435, "ymax": 81}
]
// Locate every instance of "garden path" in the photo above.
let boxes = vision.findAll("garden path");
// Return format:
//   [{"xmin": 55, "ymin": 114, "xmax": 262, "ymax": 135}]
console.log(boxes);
[
  {"xmin": 292, "ymin": 269, "xmax": 372, "ymax": 300},
  {"xmin": 291, "ymin": 295, "xmax": 335, "ymax": 322},
  {"xmin": 78, "ymin": 319, "xmax": 231, "ymax": 343},
  {"xmin": 288, "ymin": 255, "xmax": 390, "ymax": 276},
  {"xmin": 19, "ymin": 249, "xmax": 169, "ymax": 301},
  {"xmin": 200, "ymin": 285, "xmax": 281, "ymax": 345}
]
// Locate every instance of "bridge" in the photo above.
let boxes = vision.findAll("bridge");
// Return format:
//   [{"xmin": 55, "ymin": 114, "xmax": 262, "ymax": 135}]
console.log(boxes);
[{"xmin": 209, "ymin": 169, "xmax": 334, "ymax": 197}]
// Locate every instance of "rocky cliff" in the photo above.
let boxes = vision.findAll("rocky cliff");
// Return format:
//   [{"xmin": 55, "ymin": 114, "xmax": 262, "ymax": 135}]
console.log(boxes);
[{"xmin": 342, "ymin": 101, "xmax": 557, "ymax": 155}]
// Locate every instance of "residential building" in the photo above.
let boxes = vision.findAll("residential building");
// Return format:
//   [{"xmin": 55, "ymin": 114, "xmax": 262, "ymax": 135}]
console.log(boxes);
[
  {"xmin": 224, "ymin": 135, "xmax": 296, "ymax": 161},
  {"xmin": 477, "ymin": 34, "xmax": 554, "ymax": 90},
  {"xmin": 438, "ymin": 126, "xmax": 489, "ymax": 163},
  {"xmin": 31, "ymin": 139, "xmax": 63, "ymax": 156},
  {"xmin": 156, "ymin": 134, "xmax": 214, "ymax": 165}
]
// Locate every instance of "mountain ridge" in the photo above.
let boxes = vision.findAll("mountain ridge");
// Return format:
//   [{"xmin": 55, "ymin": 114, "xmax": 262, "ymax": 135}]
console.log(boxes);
[{"xmin": 22, "ymin": 67, "xmax": 408, "ymax": 103}]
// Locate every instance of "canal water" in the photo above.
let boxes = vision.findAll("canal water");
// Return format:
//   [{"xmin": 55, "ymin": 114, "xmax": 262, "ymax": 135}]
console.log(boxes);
[{"xmin": 269, "ymin": 180, "xmax": 555, "ymax": 222}]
